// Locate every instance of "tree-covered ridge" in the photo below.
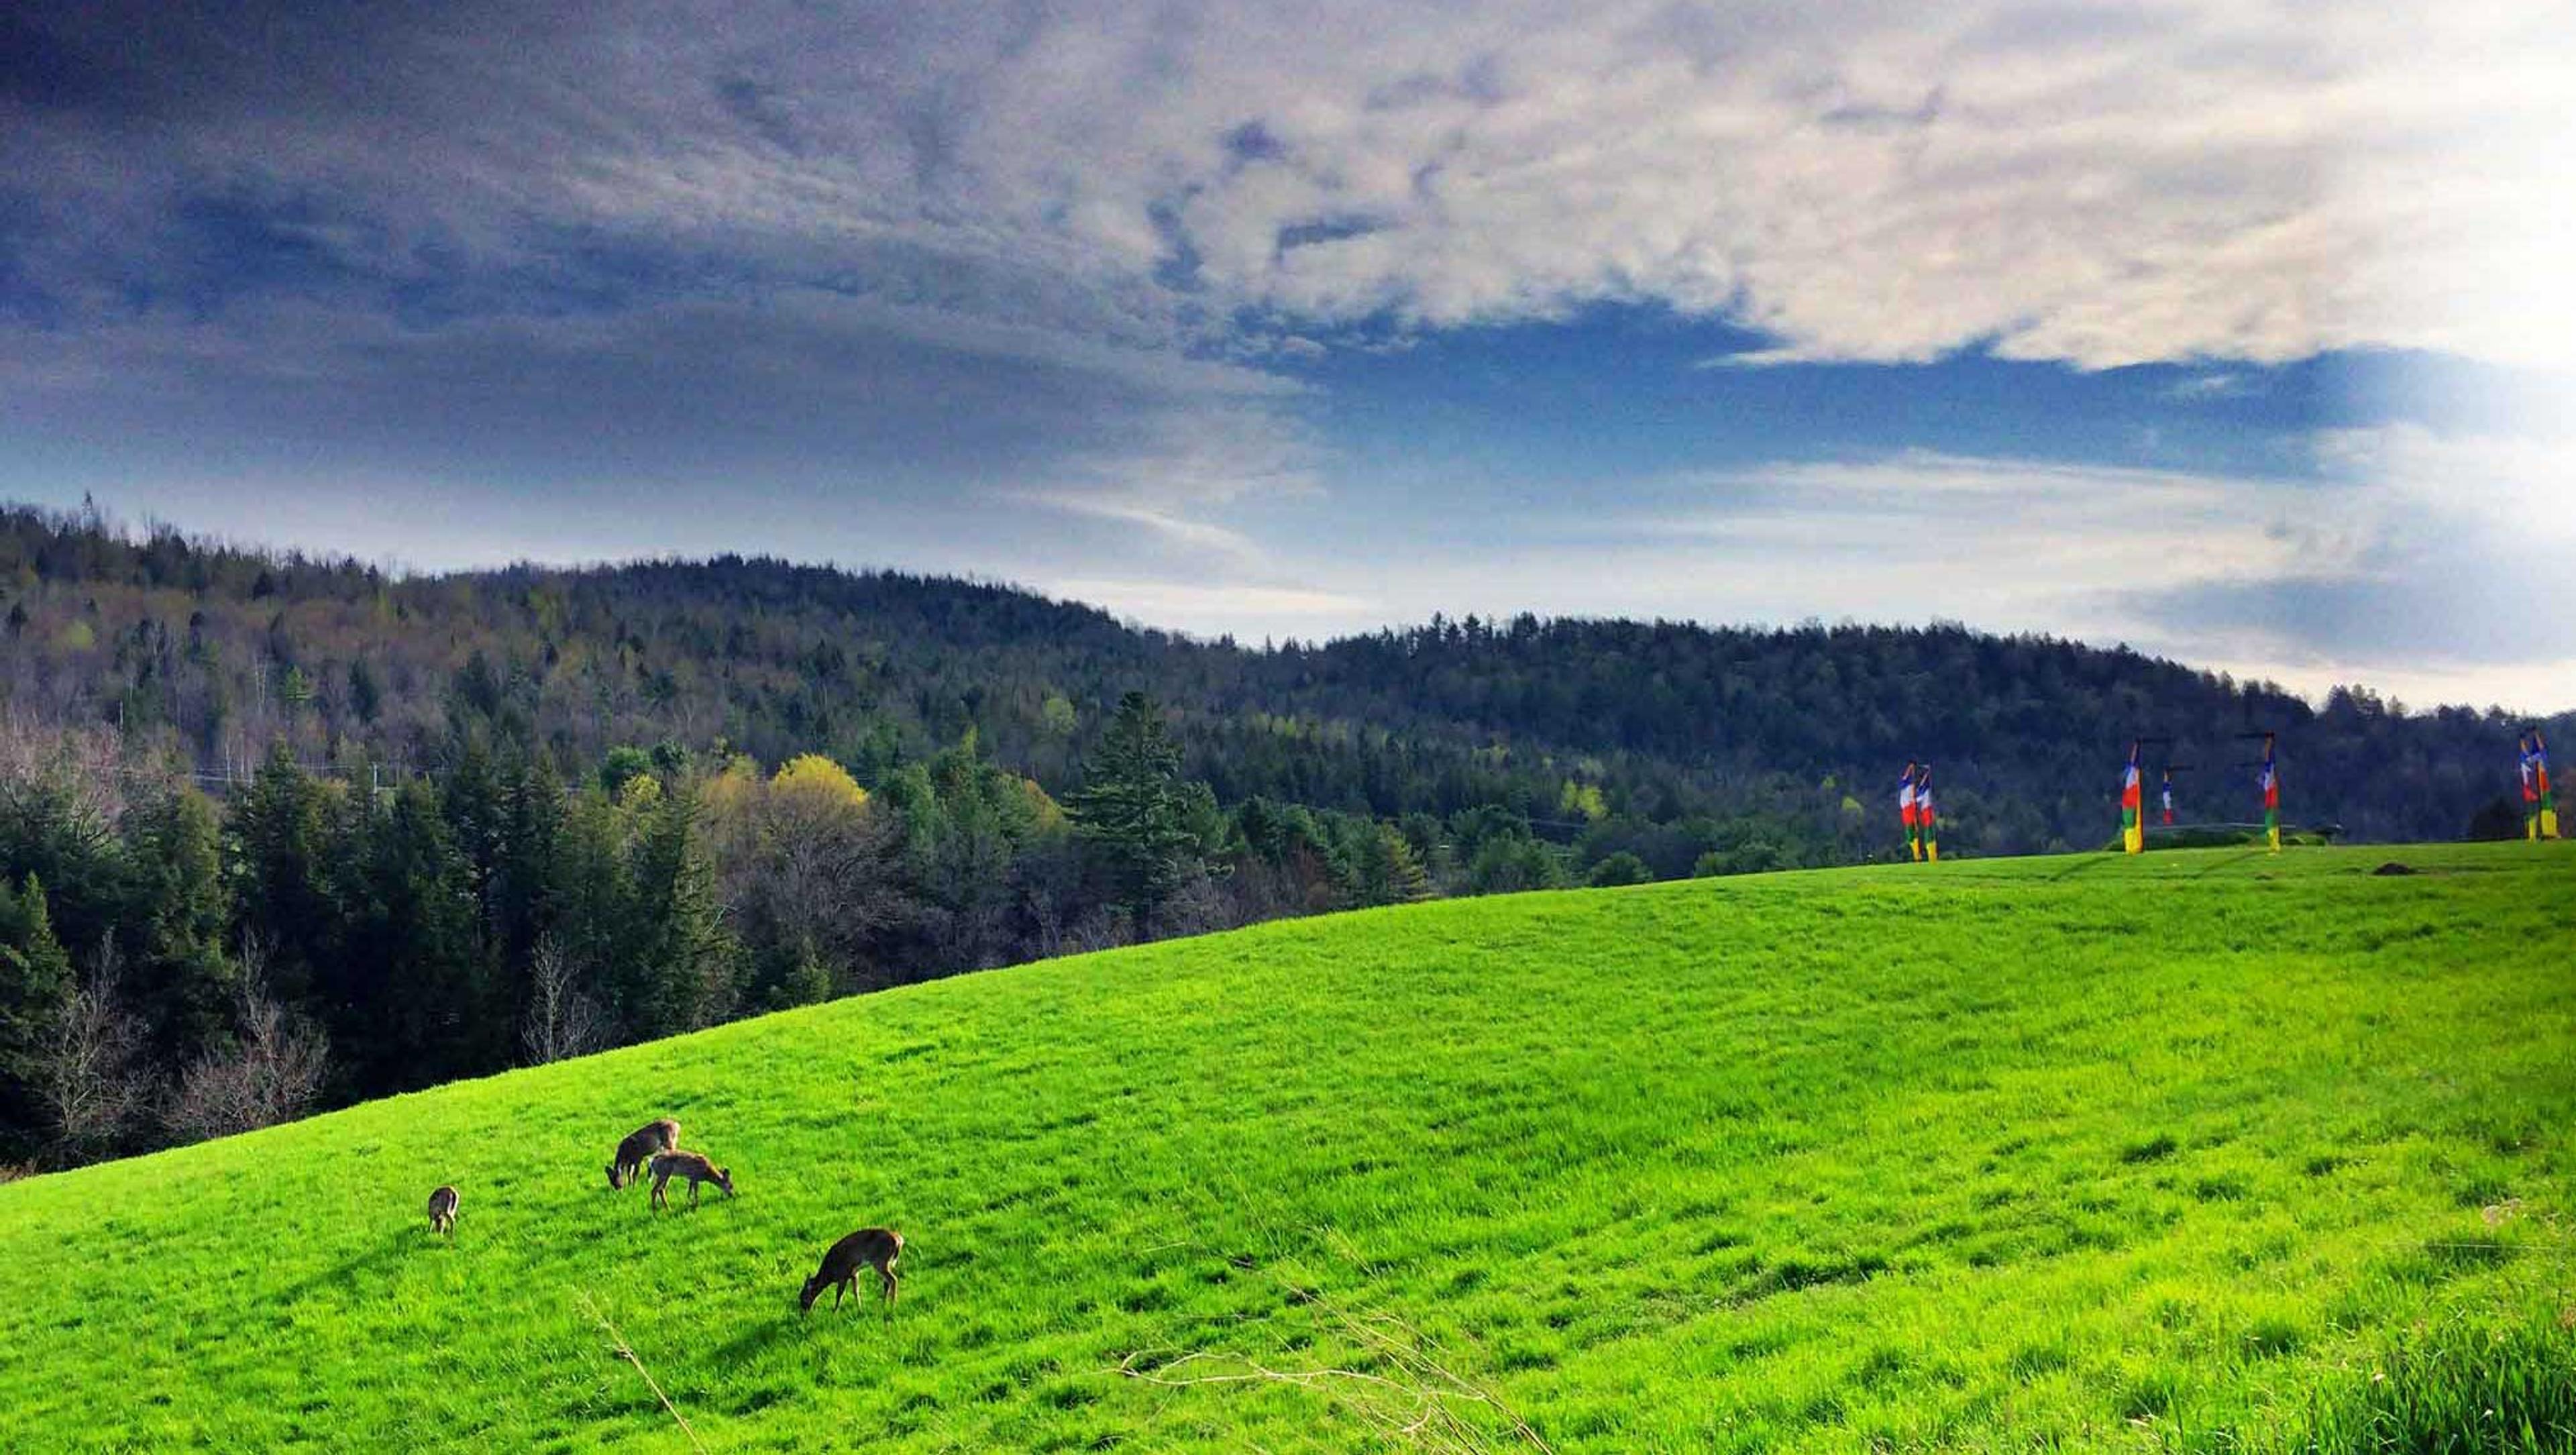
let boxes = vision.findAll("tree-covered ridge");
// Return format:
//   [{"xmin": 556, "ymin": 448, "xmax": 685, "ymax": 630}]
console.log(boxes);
[{"xmin": 0, "ymin": 500, "xmax": 2552, "ymax": 858}]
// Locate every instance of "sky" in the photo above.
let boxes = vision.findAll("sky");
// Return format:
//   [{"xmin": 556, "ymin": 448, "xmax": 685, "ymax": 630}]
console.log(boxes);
[{"xmin": 3, "ymin": 1, "xmax": 2573, "ymax": 710}]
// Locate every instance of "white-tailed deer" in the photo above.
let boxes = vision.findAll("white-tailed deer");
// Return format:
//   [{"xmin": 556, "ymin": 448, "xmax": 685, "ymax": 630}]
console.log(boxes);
[
  {"xmin": 607, "ymin": 1118, "xmax": 680, "ymax": 1189},
  {"xmin": 647, "ymin": 1150, "xmax": 733, "ymax": 1209},
  {"xmin": 801, "ymin": 1228, "xmax": 903, "ymax": 1312},
  {"xmin": 426, "ymin": 1185, "xmax": 459, "ymax": 1235}
]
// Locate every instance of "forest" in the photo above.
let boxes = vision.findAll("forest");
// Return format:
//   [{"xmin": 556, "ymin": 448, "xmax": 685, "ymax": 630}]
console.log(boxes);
[{"xmin": 0, "ymin": 500, "xmax": 2559, "ymax": 1170}]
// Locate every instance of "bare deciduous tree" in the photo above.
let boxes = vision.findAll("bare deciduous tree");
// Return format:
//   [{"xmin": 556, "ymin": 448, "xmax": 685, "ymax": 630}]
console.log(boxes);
[
  {"xmin": 164, "ymin": 937, "xmax": 329, "ymax": 1144},
  {"xmin": 1148, "ymin": 868, "xmax": 1235, "ymax": 942},
  {"xmin": 520, "ymin": 934, "xmax": 606, "ymax": 1066},
  {"xmin": 38, "ymin": 936, "xmax": 152, "ymax": 1159}
]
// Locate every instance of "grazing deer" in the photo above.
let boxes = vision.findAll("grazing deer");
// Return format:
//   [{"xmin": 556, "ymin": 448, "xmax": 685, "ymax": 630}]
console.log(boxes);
[
  {"xmin": 647, "ymin": 1150, "xmax": 733, "ymax": 1209},
  {"xmin": 426, "ymin": 1185, "xmax": 459, "ymax": 1236},
  {"xmin": 607, "ymin": 1118, "xmax": 681, "ymax": 1190},
  {"xmin": 801, "ymin": 1228, "xmax": 904, "ymax": 1313}
]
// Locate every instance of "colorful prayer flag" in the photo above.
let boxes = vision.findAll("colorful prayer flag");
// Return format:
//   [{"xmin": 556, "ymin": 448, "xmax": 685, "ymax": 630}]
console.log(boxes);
[
  {"xmin": 2259, "ymin": 733, "xmax": 2280, "ymax": 852},
  {"xmin": 1917, "ymin": 767, "xmax": 1938, "ymax": 863},
  {"xmin": 2522, "ymin": 733, "xmax": 2541, "ymax": 840},
  {"xmin": 2160, "ymin": 768, "xmax": 2175, "ymax": 827},
  {"xmin": 1899, "ymin": 761, "xmax": 1921, "ymax": 861},
  {"xmin": 2119, "ymin": 741, "xmax": 2143, "ymax": 854},
  {"xmin": 2537, "ymin": 729, "xmax": 2560, "ymax": 840}
]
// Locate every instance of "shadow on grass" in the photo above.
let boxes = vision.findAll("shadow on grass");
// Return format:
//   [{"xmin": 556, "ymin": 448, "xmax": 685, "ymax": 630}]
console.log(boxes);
[
  {"xmin": 720, "ymin": 1299, "xmax": 894, "ymax": 1366},
  {"xmin": 271, "ymin": 1230, "xmax": 419, "ymax": 1306},
  {"xmin": 713, "ymin": 1311, "xmax": 808, "ymax": 1364},
  {"xmin": 2190, "ymin": 849, "xmax": 2271, "ymax": 878}
]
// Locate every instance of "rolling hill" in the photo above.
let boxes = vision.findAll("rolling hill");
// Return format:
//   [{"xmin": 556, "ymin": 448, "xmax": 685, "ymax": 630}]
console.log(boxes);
[{"xmin": 3, "ymin": 843, "xmax": 2572, "ymax": 1451}]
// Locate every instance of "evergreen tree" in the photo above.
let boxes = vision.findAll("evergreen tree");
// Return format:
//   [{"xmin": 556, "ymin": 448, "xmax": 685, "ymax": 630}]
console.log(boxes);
[
  {"xmin": 347, "ymin": 657, "xmax": 382, "ymax": 724},
  {"xmin": 230, "ymin": 743, "xmax": 338, "ymax": 1006},
  {"xmin": 627, "ymin": 782, "xmax": 737, "ymax": 1034},
  {"xmin": 0, "ymin": 874, "xmax": 75, "ymax": 1158},
  {"xmin": 1378, "ymin": 824, "xmax": 1433, "ymax": 902},
  {"xmin": 492, "ymin": 753, "xmax": 568, "ymax": 1014},
  {"xmin": 551, "ymin": 788, "xmax": 637, "ymax": 1031},
  {"xmin": 336, "ymin": 782, "xmax": 486, "ymax": 1089},
  {"xmin": 439, "ymin": 735, "xmax": 506, "ymax": 965},
  {"xmin": 126, "ymin": 784, "xmax": 233, "ymax": 1062},
  {"xmin": 1069, "ymin": 693, "xmax": 1204, "ymax": 916}
]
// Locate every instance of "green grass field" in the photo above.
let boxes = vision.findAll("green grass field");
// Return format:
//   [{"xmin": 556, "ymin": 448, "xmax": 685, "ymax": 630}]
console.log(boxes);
[{"xmin": 4, "ymin": 843, "xmax": 2573, "ymax": 1452}]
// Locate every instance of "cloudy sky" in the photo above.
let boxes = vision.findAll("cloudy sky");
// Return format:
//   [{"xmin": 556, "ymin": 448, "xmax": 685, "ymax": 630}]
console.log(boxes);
[{"xmin": 5, "ymin": 1, "xmax": 2573, "ymax": 709}]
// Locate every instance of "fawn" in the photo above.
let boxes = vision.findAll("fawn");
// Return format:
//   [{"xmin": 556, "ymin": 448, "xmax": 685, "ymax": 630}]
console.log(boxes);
[
  {"xmin": 607, "ymin": 1118, "xmax": 681, "ymax": 1189},
  {"xmin": 426, "ymin": 1185, "xmax": 459, "ymax": 1236},
  {"xmin": 800, "ymin": 1228, "xmax": 903, "ymax": 1312},
  {"xmin": 647, "ymin": 1150, "xmax": 733, "ymax": 1209}
]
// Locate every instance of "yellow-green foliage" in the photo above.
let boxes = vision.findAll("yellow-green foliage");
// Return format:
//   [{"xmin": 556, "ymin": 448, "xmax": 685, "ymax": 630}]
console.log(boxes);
[
  {"xmin": 2, "ymin": 844, "xmax": 2571, "ymax": 1451},
  {"xmin": 1558, "ymin": 779, "xmax": 1608, "ymax": 822},
  {"xmin": 1018, "ymin": 775, "xmax": 1067, "ymax": 834},
  {"xmin": 770, "ymin": 753, "xmax": 869, "ymax": 814}
]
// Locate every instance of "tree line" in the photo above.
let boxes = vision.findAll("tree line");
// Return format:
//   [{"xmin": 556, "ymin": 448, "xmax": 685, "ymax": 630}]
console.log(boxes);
[{"xmin": 0, "ymin": 692, "xmax": 1666, "ymax": 1170}]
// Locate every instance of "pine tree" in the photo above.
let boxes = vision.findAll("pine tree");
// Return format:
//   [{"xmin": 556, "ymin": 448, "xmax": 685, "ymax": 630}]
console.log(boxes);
[
  {"xmin": 628, "ymin": 783, "xmax": 738, "ymax": 1034},
  {"xmin": 553, "ymin": 788, "xmax": 638, "ymax": 1032},
  {"xmin": 0, "ymin": 873, "xmax": 76, "ymax": 1158},
  {"xmin": 335, "ymin": 782, "xmax": 486, "ymax": 1088},
  {"xmin": 439, "ymin": 735, "xmax": 504, "ymax": 965},
  {"xmin": 346, "ymin": 657, "xmax": 382, "ymax": 724},
  {"xmin": 1379, "ymin": 824, "xmax": 1432, "ymax": 903},
  {"xmin": 1068, "ymin": 692, "xmax": 1203, "ymax": 916},
  {"xmin": 231, "ymin": 743, "xmax": 337, "ymax": 1006},
  {"xmin": 127, "ymin": 785, "xmax": 233, "ymax": 1062}
]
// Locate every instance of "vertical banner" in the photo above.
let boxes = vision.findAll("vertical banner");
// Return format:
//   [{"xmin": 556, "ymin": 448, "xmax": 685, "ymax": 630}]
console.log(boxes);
[
  {"xmin": 2538, "ymin": 730, "xmax": 2561, "ymax": 840},
  {"xmin": 2120, "ymin": 741, "xmax": 2144, "ymax": 854},
  {"xmin": 1918, "ymin": 767, "xmax": 1939, "ymax": 863},
  {"xmin": 2522, "ymin": 733, "xmax": 2542, "ymax": 841},
  {"xmin": 1900, "ymin": 761, "xmax": 1921, "ymax": 861},
  {"xmin": 2160, "ymin": 767, "xmax": 2175, "ymax": 827},
  {"xmin": 2259, "ymin": 733, "xmax": 2280, "ymax": 852}
]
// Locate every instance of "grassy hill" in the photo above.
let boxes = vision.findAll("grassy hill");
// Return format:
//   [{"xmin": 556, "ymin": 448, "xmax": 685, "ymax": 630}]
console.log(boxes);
[{"xmin": 3, "ymin": 844, "xmax": 2572, "ymax": 1452}]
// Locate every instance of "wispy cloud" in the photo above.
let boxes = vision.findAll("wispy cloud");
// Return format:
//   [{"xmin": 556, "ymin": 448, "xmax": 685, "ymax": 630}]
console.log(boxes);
[
  {"xmin": 8, "ymin": 1, "xmax": 2572, "ymax": 372},
  {"xmin": 2165, "ymin": 372, "xmax": 2251, "ymax": 401},
  {"xmin": 1041, "ymin": 578, "xmax": 1376, "ymax": 631}
]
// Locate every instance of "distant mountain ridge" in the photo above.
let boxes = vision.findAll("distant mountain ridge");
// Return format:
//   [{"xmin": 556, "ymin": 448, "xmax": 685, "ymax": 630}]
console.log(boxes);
[{"xmin": 0, "ymin": 500, "xmax": 2553, "ymax": 855}]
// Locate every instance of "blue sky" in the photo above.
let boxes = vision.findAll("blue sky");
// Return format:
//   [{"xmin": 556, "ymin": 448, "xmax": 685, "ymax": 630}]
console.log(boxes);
[{"xmin": 3, "ymin": 1, "xmax": 2572, "ymax": 709}]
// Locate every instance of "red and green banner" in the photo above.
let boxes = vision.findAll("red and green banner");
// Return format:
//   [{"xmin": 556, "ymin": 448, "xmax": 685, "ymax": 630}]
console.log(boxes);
[
  {"xmin": 2530, "ymin": 731, "xmax": 2560, "ymax": 840},
  {"xmin": 2522, "ymin": 733, "xmax": 2541, "ymax": 839},
  {"xmin": 1899, "ymin": 761, "xmax": 1921, "ymax": 861},
  {"xmin": 1916, "ymin": 767, "xmax": 1939, "ymax": 863},
  {"xmin": 2259, "ymin": 733, "xmax": 2280, "ymax": 852},
  {"xmin": 2119, "ymin": 741, "xmax": 2143, "ymax": 854}
]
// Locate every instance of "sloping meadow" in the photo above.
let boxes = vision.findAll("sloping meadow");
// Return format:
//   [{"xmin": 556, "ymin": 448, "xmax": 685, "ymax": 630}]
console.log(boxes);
[{"xmin": 2, "ymin": 843, "xmax": 2570, "ymax": 1450}]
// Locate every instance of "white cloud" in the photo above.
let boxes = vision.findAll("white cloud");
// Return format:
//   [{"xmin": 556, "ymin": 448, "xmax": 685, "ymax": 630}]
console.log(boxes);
[
  {"xmin": 13, "ymin": 1, "xmax": 2573, "ymax": 372},
  {"xmin": 1039, "ymin": 578, "xmax": 1376, "ymax": 631},
  {"xmin": 902, "ymin": 0, "xmax": 2573, "ymax": 369}
]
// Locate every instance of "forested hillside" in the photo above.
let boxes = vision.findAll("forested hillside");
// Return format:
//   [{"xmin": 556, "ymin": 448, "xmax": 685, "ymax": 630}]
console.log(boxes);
[
  {"xmin": 0, "ymin": 500, "xmax": 2557, "ymax": 1172},
  {"xmin": 1, "ymin": 502, "xmax": 2548, "ymax": 852}
]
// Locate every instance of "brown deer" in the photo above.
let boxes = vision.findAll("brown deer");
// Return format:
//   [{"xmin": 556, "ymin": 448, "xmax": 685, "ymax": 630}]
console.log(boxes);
[
  {"xmin": 607, "ymin": 1118, "xmax": 680, "ymax": 1189},
  {"xmin": 426, "ymin": 1185, "xmax": 459, "ymax": 1236},
  {"xmin": 647, "ymin": 1150, "xmax": 733, "ymax": 1209},
  {"xmin": 800, "ymin": 1228, "xmax": 903, "ymax": 1312}
]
